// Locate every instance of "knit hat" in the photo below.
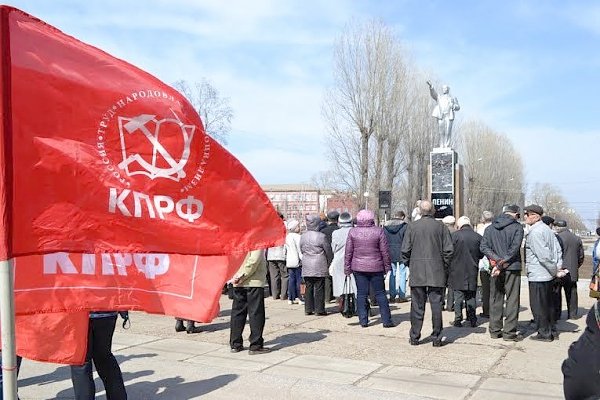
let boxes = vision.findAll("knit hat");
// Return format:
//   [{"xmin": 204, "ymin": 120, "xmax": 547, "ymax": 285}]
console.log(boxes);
[
  {"xmin": 356, "ymin": 209, "xmax": 375, "ymax": 224},
  {"xmin": 442, "ymin": 215, "xmax": 455, "ymax": 225},
  {"xmin": 457, "ymin": 216, "xmax": 471, "ymax": 228},
  {"xmin": 339, "ymin": 212, "xmax": 352, "ymax": 224},
  {"xmin": 326, "ymin": 210, "xmax": 340, "ymax": 222},
  {"xmin": 286, "ymin": 219, "xmax": 299, "ymax": 232}
]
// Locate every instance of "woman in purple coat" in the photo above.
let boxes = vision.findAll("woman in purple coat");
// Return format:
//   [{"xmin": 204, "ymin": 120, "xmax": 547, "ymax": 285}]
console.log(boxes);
[{"xmin": 344, "ymin": 209, "xmax": 393, "ymax": 327}]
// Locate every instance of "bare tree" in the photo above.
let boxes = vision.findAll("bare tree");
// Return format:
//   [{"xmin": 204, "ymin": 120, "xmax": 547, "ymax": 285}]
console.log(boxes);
[
  {"xmin": 322, "ymin": 19, "xmax": 401, "ymax": 208},
  {"xmin": 173, "ymin": 79, "xmax": 233, "ymax": 145},
  {"xmin": 458, "ymin": 120, "xmax": 525, "ymax": 221},
  {"xmin": 529, "ymin": 183, "xmax": 587, "ymax": 232}
]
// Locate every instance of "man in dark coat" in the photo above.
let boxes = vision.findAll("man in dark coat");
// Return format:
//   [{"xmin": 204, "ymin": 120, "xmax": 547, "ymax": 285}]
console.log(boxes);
[
  {"xmin": 401, "ymin": 200, "xmax": 454, "ymax": 347},
  {"xmin": 562, "ymin": 301, "xmax": 600, "ymax": 399},
  {"xmin": 320, "ymin": 210, "xmax": 340, "ymax": 303},
  {"xmin": 480, "ymin": 204, "xmax": 524, "ymax": 341},
  {"xmin": 448, "ymin": 216, "xmax": 483, "ymax": 327},
  {"xmin": 554, "ymin": 219, "xmax": 584, "ymax": 319}
]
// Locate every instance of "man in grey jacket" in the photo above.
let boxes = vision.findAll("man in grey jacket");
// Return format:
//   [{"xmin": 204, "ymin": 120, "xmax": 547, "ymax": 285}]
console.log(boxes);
[
  {"xmin": 554, "ymin": 220, "xmax": 584, "ymax": 320},
  {"xmin": 480, "ymin": 204, "xmax": 524, "ymax": 341},
  {"xmin": 401, "ymin": 200, "xmax": 453, "ymax": 347},
  {"xmin": 524, "ymin": 204, "xmax": 561, "ymax": 342}
]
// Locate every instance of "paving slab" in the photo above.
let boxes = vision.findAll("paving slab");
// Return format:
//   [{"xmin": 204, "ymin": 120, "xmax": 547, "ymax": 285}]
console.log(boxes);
[
  {"xmin": 185, "ymin": 346, "xmax": 297, "ymax": 372},
  {"xmin": 358, "ymin": 365, "xmax": 480, "ymax": 400},
  {"xmin": 263, "ymin": 354, "xmax": 382, "ymax": 385},
  {"xmin": 470, "ymin": 377, "xmax": 564, "ymax": 399}
]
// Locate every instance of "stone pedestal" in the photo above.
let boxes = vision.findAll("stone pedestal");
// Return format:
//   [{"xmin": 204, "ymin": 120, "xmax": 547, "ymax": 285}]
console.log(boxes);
[{"xmin": 428, "ymin": 147, "xmax": 463, "ymax": 219}]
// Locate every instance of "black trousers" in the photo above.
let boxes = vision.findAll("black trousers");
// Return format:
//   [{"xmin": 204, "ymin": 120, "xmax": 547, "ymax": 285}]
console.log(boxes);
[
  {"xmin": 489, "ymin": 270, "xmax": 520, "ymax": 337},
  {"xmin": 324, "ymin": 275, "xmax": 334, "ymax": 302},
  {"xmin": 410, "ymin": 286, "xmax": 443, "ymax": 342},
  {"xmin": 479, "ymin": 270, "xmax": 491, "ymax": 316},
  {"xmin": 304, "ymin": 276, "xmax": 325, "ymax": 314},
  {"xmin": 553, "ymin": 278, "xmax": 578, "ymax": 320},
  {"xmin": 70, "ymin": 316, "xmax": 127, "ymax": 400},
  {"xmin": 268, "ymin": 260, "xmax": 288, "ymax": 300},
  {"xmin": 529, "ymin": 281, "xmax": 555, "ymax": 339},
  {"xmin": 230, "ymin": 287, "xmax": 266, "ymax": 351},
  {"xmin": 454, "ymin": 289, "xmax": 476, "ymax": 323}
]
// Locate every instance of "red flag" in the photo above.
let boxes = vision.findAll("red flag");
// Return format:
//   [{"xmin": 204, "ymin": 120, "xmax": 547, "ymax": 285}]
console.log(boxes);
[
  {"xmin": 14, "ymin": 252, "xmax": 245, "ymax": 322},
  {"xmin": 2, "ymin": 312, "xmax": 89, "ymax": 364},
  {"xmin": 0, "ymin": 6, "xmax": 284, "ymax": 260}
]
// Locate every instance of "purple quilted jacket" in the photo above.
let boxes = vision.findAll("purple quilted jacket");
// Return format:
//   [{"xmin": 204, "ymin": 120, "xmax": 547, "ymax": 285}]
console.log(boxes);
[{"xmin": 344, "ymin": 214, "xmax": 391, "ymax": 275}]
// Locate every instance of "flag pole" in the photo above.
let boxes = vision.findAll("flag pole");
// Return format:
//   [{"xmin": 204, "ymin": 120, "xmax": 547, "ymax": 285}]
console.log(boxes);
[
  {"xmin": 0, "ymin": 260, "xmax": 17, "ymax": 399},
  {"xmin": 0, "ymin": 7, "xmax": 17, "ymax": 400}
]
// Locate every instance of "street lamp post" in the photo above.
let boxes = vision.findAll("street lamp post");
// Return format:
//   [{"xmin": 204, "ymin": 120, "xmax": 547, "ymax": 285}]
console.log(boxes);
[{"xmin": 364, "ymin": 191, "xmax": 370, "ymax": 210}]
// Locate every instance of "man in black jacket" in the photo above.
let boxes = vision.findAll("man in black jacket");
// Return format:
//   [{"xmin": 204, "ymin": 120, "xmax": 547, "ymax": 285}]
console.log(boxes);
[
  {"xmin": 554, "ymin": 219, "xmax": 584, "ymax": 319},
  {"xmin": 401, "ymin": 200, "xmax": 453, "ymax": 347},
  {"xmin": 480, "ymin": 204, "xmax": 524, "ymax": 341},
  {"xmin": 562, "ymin": 301, "xmax": 600, "ymax": 399},
  {"xmin": 449, "ymin": 216, "xmax": 484, "ymax": 327}
]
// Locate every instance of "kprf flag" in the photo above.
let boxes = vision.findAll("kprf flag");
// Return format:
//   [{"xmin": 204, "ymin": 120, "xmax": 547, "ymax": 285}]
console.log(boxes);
[
  {"xmin": 0, "ymin": 5, "xmax": 284, "ymax": 364},
  {"xmin": 0, "ymin": 6, "xmax": 284, "ymax": 260},
  {"xmin": 14, "ymin": 252, "xmax": 246, "ymax": 323}
]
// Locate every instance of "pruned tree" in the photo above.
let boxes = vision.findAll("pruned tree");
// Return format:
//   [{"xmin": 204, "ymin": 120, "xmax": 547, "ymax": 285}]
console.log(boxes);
[
  {"xmin": 173, "ymin": 79, "xmax": 233, "ymax": 145},
  {"xmin": 529, "ymin": 183, "xmax": 587, "ymax": 232},
  {"xmin": 459, "ymin": 120, "xmax": 525, "ymax": 221}
]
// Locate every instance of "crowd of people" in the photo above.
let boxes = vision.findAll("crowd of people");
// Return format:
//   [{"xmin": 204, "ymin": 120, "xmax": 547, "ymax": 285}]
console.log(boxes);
[{"xmin": 231, "ymin": 200, "xmax": 599, "ymax": 398}]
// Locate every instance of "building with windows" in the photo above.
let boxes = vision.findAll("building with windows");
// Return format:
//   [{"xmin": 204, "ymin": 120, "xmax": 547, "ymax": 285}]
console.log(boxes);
[{"xmin": 262, "ymin": 184, "xmax": 321, "ymax": 221}]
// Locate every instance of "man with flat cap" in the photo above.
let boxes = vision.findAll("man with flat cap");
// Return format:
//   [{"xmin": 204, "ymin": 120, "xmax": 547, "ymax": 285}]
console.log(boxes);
[
  {"xmin": 523, "ymin": 204, "xmax": 562, "ymax": 342},
  {"xmin": 480, "ymin": 204, "xmax": 524, "ymax": 341},
  {"xmin": 321, "ymin": 211, "xmax": 340, "ymax": 303},
  {"xmin": 554, "ymin": 219, "xmax": 584, "ymax": 320}
]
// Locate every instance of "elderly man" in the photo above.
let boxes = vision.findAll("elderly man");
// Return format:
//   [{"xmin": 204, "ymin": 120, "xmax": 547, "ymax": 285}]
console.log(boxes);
[
  {"xmin": 523, "ymin": 204, "xmax": 562, "ymax": 342},
  {"xmin": 401, "ymin": 200, "xmax": 454, "ymax": 347},
  {"xmin": 554, "ymin": 220, "xmax": 584, "ymax": 320},
  {"xmin": 480, "ymin": 204, "xmax": 524, "ymax": 341},
  {"xmin": 449, "ymin": 216, "xmax": 484, "ymax": 327}
]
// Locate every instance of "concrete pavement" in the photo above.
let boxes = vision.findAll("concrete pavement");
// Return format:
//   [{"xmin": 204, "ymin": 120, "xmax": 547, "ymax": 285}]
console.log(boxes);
[{"xmin": 16, "ymin": 278, "xmax": 595, "ymax": 399}]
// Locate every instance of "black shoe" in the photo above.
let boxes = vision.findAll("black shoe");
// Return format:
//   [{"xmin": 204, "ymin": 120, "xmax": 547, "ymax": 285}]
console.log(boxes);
[
  {"xmin": 490, "ymin": 333, "xmax": 503, "ymax": 339},
  {"xmin": 409, "ymin": 338, "xmax": 419, "ymax": 346},
  {"xmin": 397, "ymin": 297, "xmax": 409, "ymax": 303},
  {"xmin": 175, "ymin": 319, "xmax": 185, "ymax": 332},
  {"xmin": 383, "ymin": 323, "xmax": 395, "ymax": 328},
  {"xmin": 230, "ymin": 347, "xmax": 244, "ymax": 353},
  {"xmin": 316, "ymin": 311, "xmax": 328, "ymax": 316},
  {"xmin": 469, "ymin": 319, "xmax": 477, "ymax": 328},
  {"xmin": 186, "ymin": 321, "xmax": 202, "ymax": 334},
  {"xmin": 305, "ymin": 312, "xmax": 314, "ymax": 315},
  {"xmin": 248, "ymin": 347, "xmax": 272, "ymax": 355},
  {"xmin": 479, "ymin": 313, "xmax": 489, "ymax": 318},
  {"xmin": 453, "ymin": 320, "xmax": 462, "ymax": 328},
  {"xmin": 432, "ymin": 340, "xmax": 444, "ymax": 347},
  {"xmin": 389, "ymin": 297, "xmax": 396, "ymax": 304},
  {"xmin": 502, "ymin": 334, "xmax": 522, "ymax": 342},
  {"xmin": 360, "ymin": 323, "xmax": 368, "ymax": 328},
  {"xmin": 529, "ymin": 334, "xmax": 553, "ymax": 342}
]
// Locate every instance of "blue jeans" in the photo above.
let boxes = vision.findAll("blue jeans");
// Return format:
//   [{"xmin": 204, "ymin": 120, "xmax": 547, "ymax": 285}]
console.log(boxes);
[
  {"xmin": 354, "ymin": 272, "xmax": 392, "ymax": 326},
  {"xmin": 388, "ymin": 262, "xmax": 407, "ymax": 299},
  {"xmin": 288, "ymin": 267, "xmax": 302, "ymax": 301}
]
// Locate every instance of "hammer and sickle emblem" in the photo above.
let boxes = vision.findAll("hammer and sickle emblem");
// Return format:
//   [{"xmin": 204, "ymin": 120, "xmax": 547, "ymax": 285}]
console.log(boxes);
[{"xmin": 117, "ymin": 112, "xmax": 196, "ymax": 181}]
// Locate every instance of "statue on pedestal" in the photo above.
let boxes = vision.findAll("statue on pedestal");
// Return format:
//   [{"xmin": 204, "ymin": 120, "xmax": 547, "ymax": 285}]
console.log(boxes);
[{"xmin": 427, "ymin": 81, "xmax": 460, "ymax": 148}]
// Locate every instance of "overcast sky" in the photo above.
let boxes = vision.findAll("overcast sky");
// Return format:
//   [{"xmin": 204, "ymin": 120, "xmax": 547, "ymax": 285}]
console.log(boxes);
[{"xmin": 10, "ymin": 0, "xmax": 600, "ymax": 227}]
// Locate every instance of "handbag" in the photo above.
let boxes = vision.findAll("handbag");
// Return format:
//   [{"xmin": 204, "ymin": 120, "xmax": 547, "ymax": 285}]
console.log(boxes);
[
  {"xmin": 337, "ymin": 276, "xmax": 356, "ymax": 318},
  {"xmin": 590, "ymin": 270, "xmax": 600, "ymax": 299}
]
